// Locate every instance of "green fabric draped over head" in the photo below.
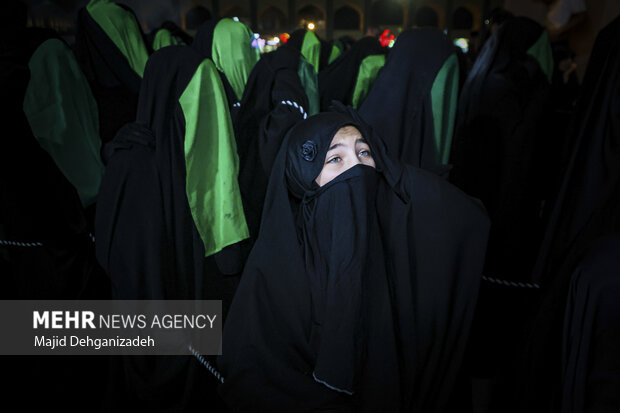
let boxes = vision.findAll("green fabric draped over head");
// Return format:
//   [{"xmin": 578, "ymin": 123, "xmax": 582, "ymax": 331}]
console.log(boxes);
[
  {"xmin": 211, "ymin": 18, "xmax": 260, "ymax": 102},
  {"xmin": 152, "ymin": 28, "xmax": 184, "ymax": 50},
  {"xmin": 86, "ymin": 0, "xmax": 149, "ymax": 77},
  {"xmin": 430, "ymin": 53, "xmax": 460, "ymax": 166},
  {"xmin": 300, "ymin": 30, "xmax": 321, "ymax": 73},
  {"xmin": 297, "ymin": 57, "xmax": 320, "ymax": 116},
  {"xmin": 23, "ymin": 38, "xmax": 104, "ymax": 207},
  {"xmin": 526, "ymin": 31, "xmax": 554, "ymax": 83},
  {"xmin": 328, "ymin": 44, "xmax": 342, "ymax": 64},
  {"xmin": 179, "ymin": 59, "xmax": 249, "ymax": 256},
  {"xmin": 351, "ymin": 54, "xmax": 386, "ymax": 109}
]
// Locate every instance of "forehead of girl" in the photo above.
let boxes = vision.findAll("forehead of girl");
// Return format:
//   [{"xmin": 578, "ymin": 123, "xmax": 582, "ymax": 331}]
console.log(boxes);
[{"xmin": 328, "ymin": 126, "xmax": 364, "ymax": 149}]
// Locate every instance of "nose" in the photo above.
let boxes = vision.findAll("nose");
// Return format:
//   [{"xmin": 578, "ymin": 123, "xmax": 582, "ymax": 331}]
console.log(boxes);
[{"xmin": 346, "ymin": 156, "xmax": 363, "ymax": 170}]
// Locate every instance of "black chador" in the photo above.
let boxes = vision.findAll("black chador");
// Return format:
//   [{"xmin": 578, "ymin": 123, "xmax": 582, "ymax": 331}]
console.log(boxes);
[{"xmin": 503, "ymin": 16, "xmax": 620, "ymax": 413}]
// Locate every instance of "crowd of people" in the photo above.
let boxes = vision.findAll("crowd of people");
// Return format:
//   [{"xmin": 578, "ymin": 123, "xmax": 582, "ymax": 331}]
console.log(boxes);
[{"xmin": 1, "ymin": 0, "xmax": 619, "ymax": 412}]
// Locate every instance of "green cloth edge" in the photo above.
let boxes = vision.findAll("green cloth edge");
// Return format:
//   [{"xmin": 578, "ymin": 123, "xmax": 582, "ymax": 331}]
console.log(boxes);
[
  {"xmin": 430, "ymin": 53, "xmax": 460, "ymax": 166},
  {"xmin": 301, "ymin": 30, "xmax": 321, "ymax": 73},
  {"xmin": 328, "ymin": 44, "xmax": 342, "ymax": 64},
  {"xmin": 298, "ymin": 56, "xmax": 320, "ymax": 116},
  {"xmin": 526, "ymin": 31, "xmax": 554, "ymax": 83},
  {"xmin": 351, "ymin": 54, "xmax": 386, "ymax": 109}
]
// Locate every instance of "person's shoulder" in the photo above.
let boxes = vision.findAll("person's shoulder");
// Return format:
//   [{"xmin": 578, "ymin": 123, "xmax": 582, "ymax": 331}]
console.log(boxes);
[{"xmin": 400, "ymin": 165, "xmax": 489, "ymax": 223}]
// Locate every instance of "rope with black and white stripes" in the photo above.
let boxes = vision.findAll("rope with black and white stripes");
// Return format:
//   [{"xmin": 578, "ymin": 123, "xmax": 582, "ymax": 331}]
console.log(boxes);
[
  {"xmin": 482, "ymin": 275, "xmax": 540, "ymax": 289},
  {"xmin": 189, "ymin": 345, "xmax": 225, "ymax": 384},
  {"xmin": 280, "ymin": 100, "xmax": 308, "ymax": 119},
  {"xmin": 0, "ymin": 240, "xmax": 43, "ymax": 247},
  {"xmin": 1, "ymin": 234, "xmax": 95, "ymax": 246}
]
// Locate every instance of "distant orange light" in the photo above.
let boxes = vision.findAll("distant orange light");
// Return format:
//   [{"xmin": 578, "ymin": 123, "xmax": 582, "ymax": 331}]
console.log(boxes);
[
  {"xmin": 307, "ymin": 22, "xmax": 315, "ymax": 30},
  {"xmin": 280, "ymin": 33, "xmax": 290, "ymax": 43}
]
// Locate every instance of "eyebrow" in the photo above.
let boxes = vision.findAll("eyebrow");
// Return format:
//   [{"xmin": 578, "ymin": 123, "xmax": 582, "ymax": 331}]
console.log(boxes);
[{"xmin": 327, "ymin": 138, "xmax": 368, "ymax": 151}]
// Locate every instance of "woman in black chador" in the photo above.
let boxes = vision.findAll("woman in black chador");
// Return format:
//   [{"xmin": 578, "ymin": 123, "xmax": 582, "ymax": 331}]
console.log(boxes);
[
  {"xmin": 449, "ymin": 17, "xmax": 553, "ymax": 284},
  {"xmin": 218, "ymin": 106, "xmax": 490, "ymax": 412},
  {"xmin": 358, "ymin": 28, "xmax": 461, "ymax": 176},
  {"xmin": 95, "ymin": 46, "xmax": 248, "ymax": 411},
  {"xmin": 447, "ymin": 17, "xmax": 554, "ymax": 409},
  {"xmin": 502, "ymin": 15, "xmax": 620, "ymax": 413}
]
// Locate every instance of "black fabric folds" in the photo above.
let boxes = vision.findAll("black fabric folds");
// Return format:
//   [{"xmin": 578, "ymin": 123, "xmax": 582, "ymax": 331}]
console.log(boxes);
[
  {"xmin": 318, "ymin": 36, "xmax": 386, "ymax": 111},
  {"xmin": 446, "ymin": 18, "xmax": 554, "ymax": 411},
  {"xmin": 218, "ymin": 106, "xmax": 490, "ymax": 412},
  {"xmin": 358, "ymin": 28, "xmax": 457, "ymax": 174},
  {"xmin": 74, "ymin": 6, "xmax": 143, "ymax": 145},
  {"xmin": 233, "ymin": 45, "xmax": 309, "ymax": 242},
  {"xmin": 449, "ymin": 17, "xmax": 551, "ymax": 283},
  {"xmin": 0, "ymin": 26, "xmax": 107, "ymax": 302},
  {"xmin": 561, "ymin": 235, "xmax": 620, "ymax": 413},
  {"xmin": 94, "ymin": 46, "xmax": 234, "ymax": 412},
  {"xmin": 1, "ymin": 32, "xmax": 109, "ymax": 412},
  {"xmin": 501, "ymin": 16, "xmax": 620, "ymax": 413}
]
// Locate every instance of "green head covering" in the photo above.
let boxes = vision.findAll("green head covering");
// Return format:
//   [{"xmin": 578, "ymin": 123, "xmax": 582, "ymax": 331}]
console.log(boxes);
[
  {"xmin": 179, "ymin": 59, "xmax": 249, "ymax": 256},
  {"xmin": 527, "ymin": 31, "xmax": 554, "ymax": 83},
  {"xmin": 23, "ymin": 38, "xmax": 104, "ymax": 207},
  {"xmin": 328, "ymin": 43, "xmax": 342, "ymax": 64},
  {"xmin": 351, "ymin": 54, "xmax": 386, "ymax": 109},
  {"xmin": 297, "ymin": 57, "xmax": 320, "ymax": 116},
  {"xmin": 211, "ymin": 18, "xmax": 260, "ymax": 101},
  {"xmin": 86, "ymin": 0, "xmax": 149, "ymax": 77},
  {"xmin": 300, "ymin": 30, "xmax": 321, "ymax": 73},
  {"xmin": 152, "ymin": 28, "xmax": 184, "ymax": 50}
]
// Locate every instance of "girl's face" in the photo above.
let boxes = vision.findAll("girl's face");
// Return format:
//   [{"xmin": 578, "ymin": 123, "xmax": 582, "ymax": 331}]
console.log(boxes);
[{"xmin": 315, "ymin": 126, "xmax": 376, "ymax": 186}]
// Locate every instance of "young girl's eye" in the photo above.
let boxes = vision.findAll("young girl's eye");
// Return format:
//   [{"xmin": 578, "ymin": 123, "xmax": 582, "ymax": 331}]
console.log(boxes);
[
  {"xmin": 358, "ymin": 149, "xmax": 371, "ymax": 158},
  {"xmin": 327, "ymin": 156, "xmax": 342, "ymax": 164}
]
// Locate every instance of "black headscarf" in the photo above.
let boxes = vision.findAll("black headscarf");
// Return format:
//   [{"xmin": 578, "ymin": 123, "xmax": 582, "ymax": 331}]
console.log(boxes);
[
  {"xmin": 233, "ymin": 44, "xmax": 309, "ymax": 242},
  {"xmin": 358, "ymin": 28, "xmax": 459, "ymax": 175},
  {"xmin": 318, "ymin": 36, "xmax": 386, "ymax": 111},
  {"xmin": 95, "ymin": 46, "xmax": 245, "ymax": 411},
  {"xmin": 218, "ymin": 106, "xmax": 490, "ymax": 412},
  {"xmin": 501, "ymin": 15, "xmax": 620, "ymax": 413}
]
